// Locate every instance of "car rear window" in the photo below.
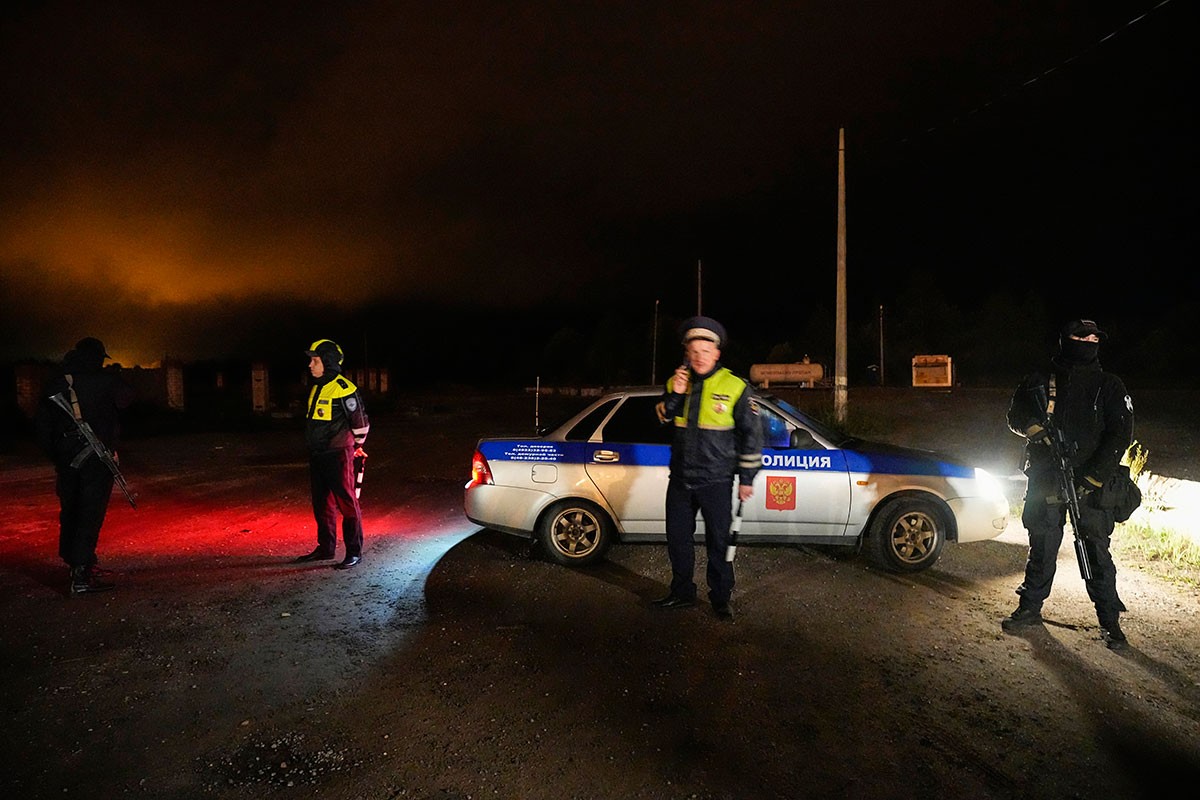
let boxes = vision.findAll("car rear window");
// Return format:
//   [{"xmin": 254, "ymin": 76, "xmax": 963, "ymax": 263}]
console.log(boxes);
[
  {"xmin": 600, "ymin": 395, "xmax": 673, "ymax": 445},
  {"xmin": 563, "ymin": 399, "xmax": 619, "ymax": 441}
]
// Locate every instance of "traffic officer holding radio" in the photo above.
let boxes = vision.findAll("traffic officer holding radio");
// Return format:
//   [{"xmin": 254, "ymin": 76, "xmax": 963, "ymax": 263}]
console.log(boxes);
[
  {"xmin": 295, "ymin": 339, "xmax": 370, "ymax": 569},
  {"xmin": 654, "ymin": 316, "xmax": 762, "ymax": 620}
]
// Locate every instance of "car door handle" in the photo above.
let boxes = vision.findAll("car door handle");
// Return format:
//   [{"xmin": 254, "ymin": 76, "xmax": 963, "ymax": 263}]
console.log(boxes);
[{"xmin": 592, "ymin": 450, "xmax": 620, "ymax": 463}]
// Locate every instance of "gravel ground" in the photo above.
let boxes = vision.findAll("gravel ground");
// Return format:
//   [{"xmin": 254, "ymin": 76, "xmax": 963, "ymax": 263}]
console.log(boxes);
[{"xmin": 1, "ymin": 387, "xmax": 1197, "ymax": 799}]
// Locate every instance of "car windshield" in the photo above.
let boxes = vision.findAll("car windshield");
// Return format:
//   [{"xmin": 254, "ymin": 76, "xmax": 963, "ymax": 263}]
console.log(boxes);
[
  {"xmin": 547, "ymin": 389, "xmax": 856, "ymax": 449},
  {"xmin": 759, "ymin": 393, "xmax": 853, "ymax": 448}
]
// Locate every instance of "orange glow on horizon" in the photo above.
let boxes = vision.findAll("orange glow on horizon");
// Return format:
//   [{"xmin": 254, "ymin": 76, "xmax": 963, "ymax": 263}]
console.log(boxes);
[{"xmin": 1, "ymin": 190, "xmax": 408, "ymax": 307}]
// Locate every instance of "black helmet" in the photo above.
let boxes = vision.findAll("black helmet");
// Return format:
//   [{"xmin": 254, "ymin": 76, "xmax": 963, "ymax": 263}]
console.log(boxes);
[
  {"xmin": 306, "ymin": 339, "xmax": 344, "ymax": 373},
  {"xmin": 71, "ymin": 337, "xmax": 109, "ymax": 370},
  {"xmin": 74, "ymin": 336, "xmax": 110, "ymax": 359},
  {"xmin": 1060, "ymin": 319, "xmax": 1107, "ymax": 343}
]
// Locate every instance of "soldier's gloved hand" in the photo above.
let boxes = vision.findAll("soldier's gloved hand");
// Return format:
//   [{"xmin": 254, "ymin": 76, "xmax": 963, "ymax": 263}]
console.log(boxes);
[
  {"xmin": 1024, "ymin": 424, "xmax": 1051, "ymax": 446},
  {"xmin": 1076, "ymin": 475, "xmax": 1103, "ymax": 499}
]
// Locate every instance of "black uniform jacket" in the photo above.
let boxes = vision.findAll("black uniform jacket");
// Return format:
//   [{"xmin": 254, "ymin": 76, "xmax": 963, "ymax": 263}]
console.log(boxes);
[{"xmin": 1007, "ymin": 359, "xmax": 1133, "ymax": 485}]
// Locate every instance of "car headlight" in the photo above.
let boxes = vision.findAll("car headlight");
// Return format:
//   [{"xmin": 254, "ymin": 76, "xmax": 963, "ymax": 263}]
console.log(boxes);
[{"xmin": 974, "ymin": 467, "xmax": 1008, "ymax": 503}]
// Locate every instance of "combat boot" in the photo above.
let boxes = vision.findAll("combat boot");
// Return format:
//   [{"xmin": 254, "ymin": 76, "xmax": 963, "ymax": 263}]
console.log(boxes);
[
  {"xmin": 1099, "ymin": 617, "xmax": 1128, "ymax": 650},
  {"xmin": 1001, "ymin": 605, "xmax": 1043, "ymax": 632},
  {"xmin": 69, "ymin": 566, "xmax": 115, "ymax": 596}
]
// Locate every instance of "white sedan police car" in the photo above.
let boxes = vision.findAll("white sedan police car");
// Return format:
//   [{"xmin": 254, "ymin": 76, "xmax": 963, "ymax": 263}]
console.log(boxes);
[{"xmin": 465, "ymin": 387, "xmax": 1010, "ymax": 572}]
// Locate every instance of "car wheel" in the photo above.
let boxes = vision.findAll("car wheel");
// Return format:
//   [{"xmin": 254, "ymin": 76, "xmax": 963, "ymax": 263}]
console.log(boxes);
[
  {"xmin": 866, "ymin": 496, "xmax": 946, "ymax": 572},
  {"xmin": 537, "ymin": 500, "xmax": 613, "ymax": 567}
]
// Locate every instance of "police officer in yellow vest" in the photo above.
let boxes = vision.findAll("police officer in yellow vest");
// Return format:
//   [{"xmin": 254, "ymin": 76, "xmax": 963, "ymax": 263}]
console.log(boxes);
[
  {"xmin": 654, "ymin": 316, "xmax": 762, "ymax": 620},
  {"xmin": 295, "ymin": 339, "xmax": 370, "ymax": 569}
]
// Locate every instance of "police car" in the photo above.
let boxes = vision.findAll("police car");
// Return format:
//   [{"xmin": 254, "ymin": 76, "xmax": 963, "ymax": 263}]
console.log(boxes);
[{"xmin": 464, "ymin": 387, "xmax": 1010, "ymax": 572}]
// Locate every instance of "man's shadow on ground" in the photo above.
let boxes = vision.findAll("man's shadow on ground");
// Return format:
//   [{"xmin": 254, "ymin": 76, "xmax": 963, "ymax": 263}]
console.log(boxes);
[{"xmin": 1006, "ymin": 622, "xmax": 1200, "ymax": 789}]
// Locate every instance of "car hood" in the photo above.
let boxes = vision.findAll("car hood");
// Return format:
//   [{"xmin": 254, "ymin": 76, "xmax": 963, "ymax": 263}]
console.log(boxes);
[{"xmin": 839, "ymin": 437, "xmax": 976, "ymax": 478}]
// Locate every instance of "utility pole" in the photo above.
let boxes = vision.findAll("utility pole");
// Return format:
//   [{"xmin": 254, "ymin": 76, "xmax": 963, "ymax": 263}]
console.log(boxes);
[
  {"xmin": 878, "ymin": 304, "xmax": 885, "ymax": 386},
  {"xmin": 651, "ymin": 299, "xmax": 659, "ymax": 385},
  {"xmin": 835, "ymin": 127, "xmax": 848, "ymax": 422}
]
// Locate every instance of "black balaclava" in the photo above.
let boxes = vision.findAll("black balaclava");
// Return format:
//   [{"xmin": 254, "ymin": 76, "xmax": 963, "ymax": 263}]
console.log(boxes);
[
  {"xmin": 1055, "ymin": 320, "xmax": 1104, "ymax": 367},
  {"xmin": 1058, "ymin": 336, "xmax": 1100, "ymax": 366}
]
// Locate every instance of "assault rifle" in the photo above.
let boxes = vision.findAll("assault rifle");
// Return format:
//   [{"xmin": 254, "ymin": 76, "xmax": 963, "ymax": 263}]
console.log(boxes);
[
  {"xmin": 49, "ymin": 393, "xmax": 138, "ymax": 508},
  {"xmin": 1032, "ymin": 386, "xmax": 1091, "ymax": 580}
]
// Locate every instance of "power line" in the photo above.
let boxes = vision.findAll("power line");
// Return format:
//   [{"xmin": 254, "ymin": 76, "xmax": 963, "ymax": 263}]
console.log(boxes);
[{"xmin": 899, "ymin": 0, "xmax": 1177, "ymax": 145}]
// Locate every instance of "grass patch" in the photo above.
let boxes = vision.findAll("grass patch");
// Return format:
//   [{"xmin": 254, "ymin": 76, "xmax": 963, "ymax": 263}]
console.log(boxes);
[
  {"xmin": 1008, "ymin": 438, "xmax": 1200, "ymax": 588},
  {"xmin": 1115, "ymin": 440, "xmax": 1200, "ymax": 587},
  {"xmin": 1112, "ymin": 520, "xmax": 1200, "ymax": 588}
]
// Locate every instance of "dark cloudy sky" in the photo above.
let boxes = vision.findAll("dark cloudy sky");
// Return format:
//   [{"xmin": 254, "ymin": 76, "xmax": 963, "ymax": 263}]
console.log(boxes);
[{"xmin": 0, "ymin": 1, "xmax": 1192, "ymax": 369}]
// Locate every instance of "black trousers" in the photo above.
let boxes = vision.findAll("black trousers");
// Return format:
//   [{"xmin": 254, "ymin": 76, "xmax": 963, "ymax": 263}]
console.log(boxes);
[
  {"xmin": 1016, "ymin": 479, "xmax": 1126, "ymax": 623},
  {"xmin": 309, "ymin": 448, "xmax": 364, "ymax": 557},
  {"xmin": 56, "ymin": 458, "xmax": 115, "ymax": 569},
  {"xmin": 664, "ymin": 477, "xmax": 735, "ymax": 604}
]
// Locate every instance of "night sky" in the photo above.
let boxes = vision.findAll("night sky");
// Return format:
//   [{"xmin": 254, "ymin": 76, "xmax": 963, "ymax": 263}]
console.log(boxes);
[{"xmin": 1, "ymin": 1, "xmax": 1192, "ymax": 383}]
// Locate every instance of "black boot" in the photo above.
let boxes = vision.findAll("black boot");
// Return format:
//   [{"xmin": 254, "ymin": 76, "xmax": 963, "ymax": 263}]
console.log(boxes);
[
  {"xmin": 69, "ymin": 566, "xmax": 115, "ymax": 596},
  {"xmin": 1099, "ymin": 617, "xmax": 1128, "ymax": 650}
]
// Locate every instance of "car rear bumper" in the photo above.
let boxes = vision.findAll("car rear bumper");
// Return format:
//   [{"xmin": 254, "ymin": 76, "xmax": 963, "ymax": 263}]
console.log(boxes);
[{"xmin": 464, "ymin": 483, "xmax": 550, "ymax": 537}]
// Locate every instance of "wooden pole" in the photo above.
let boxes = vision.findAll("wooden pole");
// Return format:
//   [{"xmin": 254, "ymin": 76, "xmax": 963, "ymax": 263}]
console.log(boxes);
[
  {"xmin": 835, "ymin": 127, "xmax": 848, "ymax": 422},
  {"xmin": 651, "ymin": 299, "xmax": 659, "ymax": 384}
]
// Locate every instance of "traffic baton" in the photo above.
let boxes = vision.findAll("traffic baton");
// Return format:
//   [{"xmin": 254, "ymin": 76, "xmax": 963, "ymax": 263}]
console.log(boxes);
[
  {"xmin": 354, "ymin": 452, "xmax": 367, "ymax": 499},
  {"xmin": 725, "ymin": 499, "xmax": 744, "ymax": 562}
]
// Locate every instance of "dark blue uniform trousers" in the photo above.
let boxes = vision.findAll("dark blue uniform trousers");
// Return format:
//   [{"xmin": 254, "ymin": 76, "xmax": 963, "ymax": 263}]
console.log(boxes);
[
  {"xmin": 665, "ymin": 477, "xmax": 735, "ymax": 604},
  {"xmin": 310, "ymin": 447, "xmax": 364, "ymax": 558}
]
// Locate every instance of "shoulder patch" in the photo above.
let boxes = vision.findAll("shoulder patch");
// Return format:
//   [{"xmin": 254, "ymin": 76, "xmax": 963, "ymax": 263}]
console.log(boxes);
[{"xmin": 345, "ymin": 397, "xmax": 358, "ymax": 412}]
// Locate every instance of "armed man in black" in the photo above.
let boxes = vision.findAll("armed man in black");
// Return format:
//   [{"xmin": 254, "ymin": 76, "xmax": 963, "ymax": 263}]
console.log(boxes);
[
  {"xmin": 654, "ymin": 316, "xmax": 762, "ymax": 621},
  {"xmin": 294, "ymin": 339, "xmax": 370, "ymax": 570},
  {"xmin": 34, "ymin": 337, "xmax": 135, "ymax": 595},
  {"xmin": 1002, "ymin": 319, "xmax": 1134, "ymax": 649}
]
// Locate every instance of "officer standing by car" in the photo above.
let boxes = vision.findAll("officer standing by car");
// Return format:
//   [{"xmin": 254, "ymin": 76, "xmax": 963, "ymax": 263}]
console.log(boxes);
[
  {"xmin": 1002, "ymin": 319, "xmax": 1134, "ymax": 648},
  {"xmin": 294, "ymin": 339, "xmax": 370, "ymax": 570},
  {"xmin": 654, "ymin": 316, "xmax": 762, "ymax": 620}
]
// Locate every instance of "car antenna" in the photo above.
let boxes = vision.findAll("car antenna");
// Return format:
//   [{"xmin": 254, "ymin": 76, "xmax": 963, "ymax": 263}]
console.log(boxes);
[{"xmin": 534, "ymin": 375, "xmax": 540, "ymax": 434}]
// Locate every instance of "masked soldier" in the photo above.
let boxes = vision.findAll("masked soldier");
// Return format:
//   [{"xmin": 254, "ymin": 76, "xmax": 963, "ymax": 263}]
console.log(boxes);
[
  {"xmin": 34, "ymin": 337, "xmax": 134, "ymax": 595},
  {"xmin": 1003, "ymin": 319, "xmax": 1134, "ymax": 649}
]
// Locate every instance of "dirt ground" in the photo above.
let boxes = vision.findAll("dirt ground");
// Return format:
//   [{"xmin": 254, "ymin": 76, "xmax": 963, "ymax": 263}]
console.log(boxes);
[{"xmin": 1, "ymin": 387, "xmax": 1198, "ymax": 800}]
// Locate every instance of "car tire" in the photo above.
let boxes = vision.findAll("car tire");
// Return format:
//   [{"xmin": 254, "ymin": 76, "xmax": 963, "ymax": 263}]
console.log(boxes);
[
  {"xmin": 866, "ymin": 496, "xmax": 946, "ymax": 572},
  {"xmin": 537, "ymin": 500, "xmax": 613, "ymax": 567}
]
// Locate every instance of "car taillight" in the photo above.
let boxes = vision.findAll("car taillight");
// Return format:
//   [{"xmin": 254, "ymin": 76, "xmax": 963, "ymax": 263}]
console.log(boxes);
[{"xmin": 470, "ymin": 449, "xmax": 494, "ymax": 486}]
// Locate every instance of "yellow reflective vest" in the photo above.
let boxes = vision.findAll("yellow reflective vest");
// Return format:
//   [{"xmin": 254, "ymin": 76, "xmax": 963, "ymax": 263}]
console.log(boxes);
[
  {"xmin": 306, "ymin": 375, "xmax": 370, "ymax": 453},
  {"xmin": 662, "ymin": 366, "xmax": 763, "ymax": 486}
]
